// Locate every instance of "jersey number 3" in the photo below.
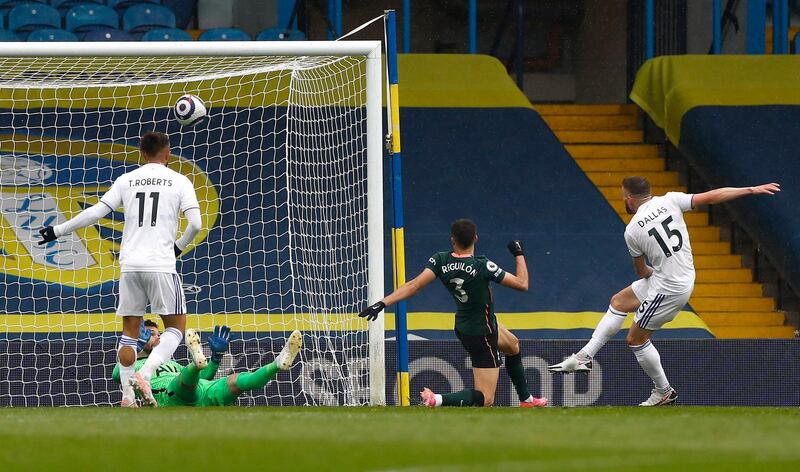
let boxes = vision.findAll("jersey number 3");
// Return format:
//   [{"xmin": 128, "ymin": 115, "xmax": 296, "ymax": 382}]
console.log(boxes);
[
  {"xmin": 449, "ymin": 278, "xmax": 468, "ymax": 302},
  {"xmin": 647, "ymin": 215, "xmax": 683, "ymax": 257},
  {"xmin": 135, "ymin": 192, "xmax": 160, "ymax": 227}
]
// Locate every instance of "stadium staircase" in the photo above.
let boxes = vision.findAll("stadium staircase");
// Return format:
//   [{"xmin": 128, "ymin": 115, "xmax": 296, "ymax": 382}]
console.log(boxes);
[{"xmin": 534, "ymin": 104, "xmax": 795, "ymax": 339}]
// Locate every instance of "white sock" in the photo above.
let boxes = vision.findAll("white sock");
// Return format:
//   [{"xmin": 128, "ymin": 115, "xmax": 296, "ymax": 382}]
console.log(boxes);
[
  {"xmin": 579, "ymin": 306, "xmax": 627, "ymax": 359},
  {"xmin": 117, "ymin": 336, "xmax": 137, "ymax": 399},
  {"xmin": 630, "ymin": 340, "xmax": 670, "ymax": 391},
  {"xmin": 523, "ymin": 395, "xmax": 534, "ymax": 403},
  {"xmin": 434, "ymin": 394, "xmax": 443, "ymax": 407},
  {"xmin": 139, "ymin": 327, "xmax": 183, "ymax": 381}
]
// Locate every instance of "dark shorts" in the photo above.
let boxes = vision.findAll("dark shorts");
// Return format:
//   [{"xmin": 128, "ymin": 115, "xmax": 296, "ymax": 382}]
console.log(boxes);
[{"xmin": 456, "ymin": 328, "xmax": 502, "ymax": 368}]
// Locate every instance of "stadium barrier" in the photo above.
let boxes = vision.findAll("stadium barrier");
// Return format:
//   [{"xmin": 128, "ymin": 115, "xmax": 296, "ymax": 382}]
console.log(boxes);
[{"xmin": 2, "ymin": 338, "xmax": 797, "ymax": 407}]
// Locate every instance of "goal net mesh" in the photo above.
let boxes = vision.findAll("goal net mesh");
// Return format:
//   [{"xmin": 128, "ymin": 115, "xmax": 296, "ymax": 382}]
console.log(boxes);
[{"xmin": 0, "ymin": 54, "xmax": 373, "ymax": 406}]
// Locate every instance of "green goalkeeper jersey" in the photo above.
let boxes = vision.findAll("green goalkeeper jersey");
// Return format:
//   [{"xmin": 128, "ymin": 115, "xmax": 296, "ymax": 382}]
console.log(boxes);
[
  {"xmin": 425, "ymin": 251, "xmax": 506, "ymax": 336},
  {"xmin": 112, "ymin": 357, "xmax": 219, "ymax": 406}
]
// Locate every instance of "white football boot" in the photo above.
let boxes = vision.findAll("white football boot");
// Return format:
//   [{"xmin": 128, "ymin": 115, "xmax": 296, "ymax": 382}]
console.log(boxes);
[
  {"xmin": 276, "ymin": 330, "xmax": 303, "ymax": 370},
  {"xmin": 185, "ymin": 328, "xmax": 208, "ymax": 369},
  {"xmin": 547, "ymin": 353, "xmax": 593, "ymax": 373},
  {"xmin": 639, "ymin": 388, "xmax": 678, "ymax": 407},
  {"xmin": 129, "ymin": 373, "xmax": 157, "ymax": 407}
]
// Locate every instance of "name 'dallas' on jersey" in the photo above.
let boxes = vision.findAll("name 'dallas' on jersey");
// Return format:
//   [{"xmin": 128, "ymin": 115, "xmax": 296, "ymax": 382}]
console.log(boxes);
[{"xmin": 425, "ymin": 251, "xmax": 506, "ymax": 336}]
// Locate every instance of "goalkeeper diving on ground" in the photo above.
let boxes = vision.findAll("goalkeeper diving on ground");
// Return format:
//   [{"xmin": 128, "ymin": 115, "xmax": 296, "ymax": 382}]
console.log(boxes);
[{"xmin": 114, "ymin": 321, "xmax": 303, "ymax": 407}]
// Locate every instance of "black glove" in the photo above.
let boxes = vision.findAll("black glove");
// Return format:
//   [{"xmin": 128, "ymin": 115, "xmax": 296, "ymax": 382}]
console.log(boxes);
[
  {"xmin": 174, "ymin": 244, "xmax": 183, "ymax": 257},
  {"xmin": 507, "ymin": 240, "xmax": 524, "ymax": 257},
  {"xmin": 38, "ymin": 226, "xmax": 57, "ymax": 245},
  {"xmin": 358, "ymin": 301, "xmax": 386, "ymax": 321}
]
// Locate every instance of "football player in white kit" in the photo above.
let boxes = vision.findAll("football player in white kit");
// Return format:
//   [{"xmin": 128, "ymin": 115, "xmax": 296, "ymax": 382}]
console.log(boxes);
[
  {"xmin": 549, "ymin": 176, "xmax": 780, "ymax": 406},
  {"xmin": 38, "ymin": 131, "xmax": 202, "ymax": 407}
]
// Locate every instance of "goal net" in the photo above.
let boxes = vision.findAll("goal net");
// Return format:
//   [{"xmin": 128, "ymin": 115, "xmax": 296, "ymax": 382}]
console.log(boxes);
[{"xmin": 0, "ymin": 42, "xmax": 385, "ymax": 407}]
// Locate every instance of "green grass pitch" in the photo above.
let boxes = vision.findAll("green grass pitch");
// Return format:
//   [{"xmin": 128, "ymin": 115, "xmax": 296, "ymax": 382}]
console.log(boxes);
[{"xmin": 1, "ymin": 407, "xmax": 798, "ymax": 471}]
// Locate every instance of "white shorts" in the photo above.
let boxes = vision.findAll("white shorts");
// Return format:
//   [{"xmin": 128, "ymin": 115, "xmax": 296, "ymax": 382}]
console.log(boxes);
[
  {"xmin": 117, "ymin": 272, "xmax": 186, "ymax": 316},
  {"xmin": 631, "ymin": 278, "xmax": 692, "ymax": 330}
]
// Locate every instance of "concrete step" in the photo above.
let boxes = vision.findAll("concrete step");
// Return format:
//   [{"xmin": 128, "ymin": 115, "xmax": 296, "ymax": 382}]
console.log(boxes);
[
  {"xmin": 686, "ymin": 226, "xmax": 721, "ymax": 242},
  {"xmin": 542, "ymin": 114, "xmax": 639, "ymax": 130},
  {"xmin": 554, "ymin": 130, "xmax": 644, "ymax": 143},
  {"xmin": 565, "ymin": 144, "xmax": 661, "ymax": 158},
  {"xmin": 575, "ymin": 158, "xmax": 665, "ymax": 172},
  {"xmin": 700, "ymin": 311, "xmax": 785, "ymax": 326},
  {"xmin": 695, "ymin": 268, "xmax": 752, "ymax": 283},
  {"xmin": 692, "ymin": 283, "xmax": 764, "ymax": 297},
  {"xmin": 691, "ymin": 297, "xmax": 774, "ymax": 312},
  {"xmin": 709, "ymin": 326, "xmax": 796, "ymax": 338},
  {"xmin": 587, "ymin": 171, "xmax": 679, "ymax": 186},
  {"xmin": 598, "ymin": 185, "xmax": 685, "ymax": 200},
  {"xmin": 617, "ymin": 210, "xmax": 708, "ymax": 226},
  {"xmin": 690, "ymin": 241, "xmax": 732, "ymax": 255},
  {"xmin": 533, "ymin": 104, "xmax": 638, "ymax": 116},
  {"xmin": 693, "ymin": 254, "xmax": 742, "ymax": 269}
]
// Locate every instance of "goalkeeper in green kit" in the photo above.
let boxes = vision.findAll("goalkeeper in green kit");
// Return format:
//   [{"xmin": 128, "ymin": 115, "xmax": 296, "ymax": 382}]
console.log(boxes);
[{"xmin": 113, "ymin": 320, "xmax": 302, "ymax": 407}]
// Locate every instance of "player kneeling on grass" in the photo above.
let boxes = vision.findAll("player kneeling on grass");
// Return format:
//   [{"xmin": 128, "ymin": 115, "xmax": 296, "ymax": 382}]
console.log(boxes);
[
  {"xmin": 114, "ymin": 321, "xmax": 302, "ymax": 407},
  {"xmin": 359, "ymin": 219, "xmax": 547, "ymax": 408}
]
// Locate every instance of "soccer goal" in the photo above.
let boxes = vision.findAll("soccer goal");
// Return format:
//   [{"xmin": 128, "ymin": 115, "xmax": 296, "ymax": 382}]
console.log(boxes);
[{"xmin": 0, "ymin": 41, "xmax": 385, "ymax": 406}]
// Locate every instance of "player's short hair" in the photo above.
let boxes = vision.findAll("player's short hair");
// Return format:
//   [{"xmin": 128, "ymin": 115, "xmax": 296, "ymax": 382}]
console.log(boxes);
[
  {"xmin": 451, "ymin": 219, "xmax": 477, "ymax": 249},
  {"xmin": 622, "ymin": 176, "xmax": 651, "ymax": 198},
  {"xmin": 139, "ymin": 131, "xmax": 170, "ymax": 158},
  {"xmin": 143, "ymin": 319, "xmax": 159, "ymax": 329}
]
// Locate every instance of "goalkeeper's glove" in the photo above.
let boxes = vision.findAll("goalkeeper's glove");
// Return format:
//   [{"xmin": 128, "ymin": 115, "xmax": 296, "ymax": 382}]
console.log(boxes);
[
  {"xmin": 507, "ymin": 240, "xmax": 524, "ymax": 257},
  {"xmin": 136, "ymin": 321, "xmax": 153, "ymax": 353},
  {"xmin": 174, "ymin": 244, "xmax": 183, "ymax": 257},
  {"xmin": 208, "ymin": 325, "xmax": 231, "ymax": 363},
  {"xmin": 358, "ymin": 301, "xmax": 385, "ymax": 321},
  {"xmin": 38, "ymin": 226, "xmax": 57, "ymax": 246}
]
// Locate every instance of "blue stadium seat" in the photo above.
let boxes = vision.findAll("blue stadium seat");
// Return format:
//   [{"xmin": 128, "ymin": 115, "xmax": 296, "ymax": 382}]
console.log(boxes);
[
  {"xmin": 1, "ymin": 0, "xmax": 46, "ymax": 14},
  {"xmin": 256, "ymin": 27, "xmax": 305, "ymax": 41},
  {"xmin": 8, "ymin": 3, "xmax": 61, "ymax": 37},
  {"xmin": 65, "ymin": 4, "xmax": 118, "ymax": 33},
  {"xmin": 107, "ymin": 0, "xmax": 158, "ymax": 11},
  {"xmin": 27, "ymin": 27, "xmax": 78, "ymax": 40},
  {"xmin": 198, "ymin": 27, "xmax": 250, "ymax": 41},
  {"xmin": 140, "ymin": 26, "xmax": 191, "ymax": 41},
  {"xmin": 48, "ymin": 0, "xmax": 100, "ymax": 13},
  {"xmin": 793, "ymin": 31, "xmax": 800, "ymax": 54},
  {"xmin": 0, "ymin": 28, "xmax": 20, "ymax": 40},
  {"xmin": 122, "ymin": 3, "xmax": 175, "ymax": 33},
  {"xmin": 81, "ymin": 27, "xmax": 134, "ymax": 41}
]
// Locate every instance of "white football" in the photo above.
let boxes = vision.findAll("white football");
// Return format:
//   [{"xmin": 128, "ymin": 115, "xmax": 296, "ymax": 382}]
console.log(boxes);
[{"xmin": 174, "ymin": 94, "xmax": 207, "ymax": 127}]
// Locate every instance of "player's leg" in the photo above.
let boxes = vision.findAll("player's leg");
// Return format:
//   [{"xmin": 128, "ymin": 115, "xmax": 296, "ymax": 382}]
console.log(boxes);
[
  {"xmin": 138, "ymin": 273, "xmax": 190, "ymax": 382},
  {"xmin": 629, "ymin": 289, "xmax": 690, "ymax": 406},
  {"xmin": 164, "ymin": 329, "xmax": 209, "ymax": 405},
  {"xmin": 421, "ymin": 329, "xmax": 500, "ymax": 408},
  {"xmin": 549, "ymin": 281, "xmax": 644, "ymax": 373},
  {"xmin": 116, "ymin": 272, "xmax": 152, "ymax": 406},
  {"xmin": 497, "ymin": 324, "xmax": 547, "ymax": 407}
]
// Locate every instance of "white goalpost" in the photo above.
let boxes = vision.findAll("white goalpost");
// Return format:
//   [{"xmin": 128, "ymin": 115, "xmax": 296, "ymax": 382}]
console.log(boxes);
[{"xmin": 0, "ymin": 41, "xmax": 385, "ymax": 406}]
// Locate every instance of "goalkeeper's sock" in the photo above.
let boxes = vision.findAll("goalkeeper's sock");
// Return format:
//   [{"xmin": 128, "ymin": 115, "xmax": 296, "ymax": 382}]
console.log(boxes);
[
  {"xmin": 139, "ymin": 327, "xmax": 183, "ymax": 381},
  {"xmin": 579, "ymin": 306, "xmax": 627, "ymax": 359},
  {"xmin": 505, "ymin": 353, "xmax": 532, "ymax": 402},
  {"xmin": 180, "ymin": 364, "xmax": 201, "ymax": 388},
  {"xmin": 630, "ymin": 340, "xmax": 670, "ymax": 391},
  {"xmin": 441, "ymin": 388, "xmax": 484, "ymax": 407},
  {"xmin": 234, "ymin": 362, "xmax": 280, "ymax": 391}
]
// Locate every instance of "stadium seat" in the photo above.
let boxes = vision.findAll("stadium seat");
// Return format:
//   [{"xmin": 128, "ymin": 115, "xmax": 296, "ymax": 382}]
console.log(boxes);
[
  {"xmin": 0, "ymin": 28, "xmax": 20, "ymax": 40},
  {"xmin": 793, "ymin": 31, "xmax": 800, "ymax": 54},
  {"xmin": 48, "ymin": 0, "xmax": 100, "ymax": 13},
  {"xmin": 256, "ymin": 27, "xmax": 305, "ymax": 41},
  {"xmin": 1, "ymin": 0, "xmax": 46, "ymax": 14},
  {"xmin": 7, "ymin": 3, "xmax": 61, "ymax": 37},
  {"xmin": 27, "ymin": 27, "xmax": 78, "ymax": 41},
  {"xmin": 198, "ymin": 27, "xmax": 250, "ymax": 41},
  {"xmin": 140, "ymin": 26, "xmax": 191, "ymax": 41},
  {"xmin": 65, "ymin": 4, "xmax": 118, "ymax": 33},
  {"xmin": 81, "ymin": 27, "xmax": 134, "ymax": 41},
  {"xmin": 107, "ymin": 0, "xmax": 158, "ymax": 11},
  {"xmin": 122, "ymin": 3, "xmax": 175, "ymax": 33}
]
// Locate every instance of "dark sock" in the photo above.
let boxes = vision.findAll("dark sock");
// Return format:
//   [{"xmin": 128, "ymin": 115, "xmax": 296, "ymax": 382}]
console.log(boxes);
[
  {"xmin": 441, "ymin": 388, "xmax": 485, "ymax": 407},
  {"xmin": 505, "ymin": 353, "xmax": 532, "ymax": 401}
]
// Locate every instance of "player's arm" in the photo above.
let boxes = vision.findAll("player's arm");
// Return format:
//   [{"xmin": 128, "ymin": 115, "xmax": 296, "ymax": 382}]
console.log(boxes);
[
  {"xmin": 37, "ymin": 201, "xmax": 113, "ymax": 245},
  {"xmin": 499, "ymin": 240, "xmax": 529, "ymax": 292},
  {"xmin": 358, "ymin": 269, "xmax": 437, "ymax": 321},
  {"xmin": 632, "ymin": 255, "xmax": 653, "ymax": 279},
  {"xmin": 691, "ymin": 183, "xmax": 780, "ymax": 208},
  {"xmin": 200, "ymin": 325, "xmax": 231, "ymax": 380},
  {"xmin": 174, "ymin": 180, "xmax": 202, "ymax": 256}
]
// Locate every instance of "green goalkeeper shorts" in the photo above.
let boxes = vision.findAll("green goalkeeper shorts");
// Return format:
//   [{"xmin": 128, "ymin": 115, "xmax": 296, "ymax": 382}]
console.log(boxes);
[{"xmin": 159, "ymin": 378, "xmax": 239, "ymax": 407}]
